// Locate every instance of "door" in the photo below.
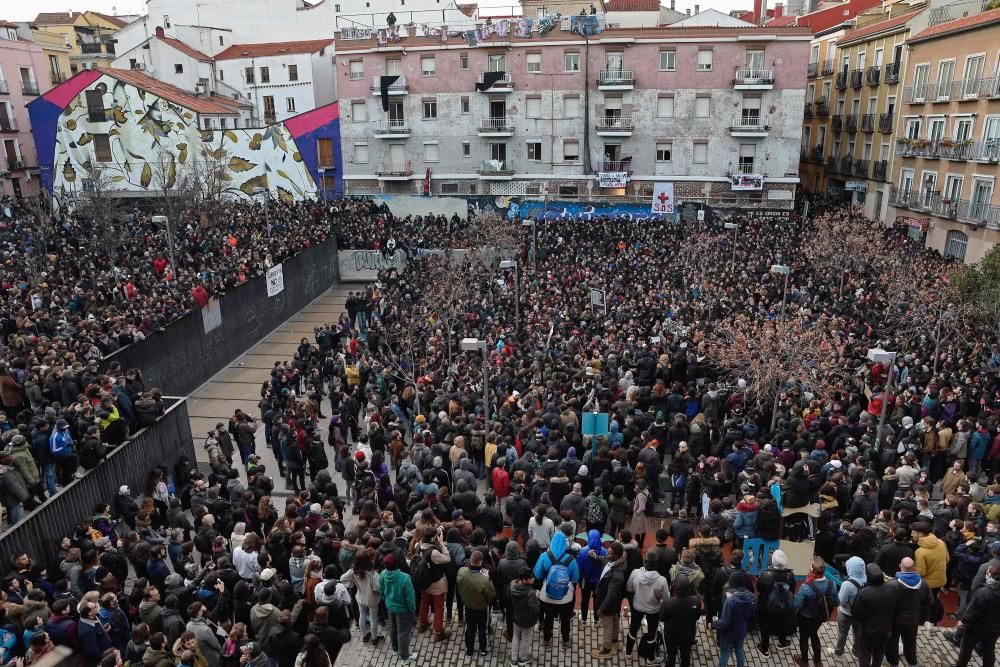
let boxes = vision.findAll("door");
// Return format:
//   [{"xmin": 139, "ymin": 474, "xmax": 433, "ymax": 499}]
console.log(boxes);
[
  {"xmin": 962, "ymin": 55, "xmax": 985, "ymax": 97},
  {"xmin": 746, "ymin": 49, "xmax": 765, "ymax": 71},
  {"xmin": 982, "ymin": 116, "xmax": 1000, "ymax": 160},
  {"xmin": 388, "ymin": 101, "xmax": 404, "ymax": 124},
  {"xmin": 0, "ymin": 103, "xmax": 12, "ymax": 131},
  {"xmin": 489, "ymin": 99, "xmax": 506, "ymax": 122},
  {"xmin": 262, "ymin": 95, "xmax": 275, "ymax": 123},
  {"xmin": 606, "ymin": 52, "xmax": 624, "ymax": 72},
  {"xmin": 858, "ymin": 52, "xmax": 866, "ymax": 71},
  {"xmin": 944, "ymin": 175, "xmax": 963, "ymax": 202},
  {"xmin": 874, "ymin": 49, "xmax": 884, "ymax": 67},
  {"xmin": 489, "ymin": 142, "xmax": 507, "ymax": 168},
  {"xmin": 10, "ymin": 178, "xmax": 20, "ymax": 198},
  {"xmin": 971, "ymin": 179, "xmax": 994, "ymax": 220},
  {"xmin": 604, "ymin": 144, "xmax": 621, "ymax": 164},
  {"xmin": 389, "ymin": 143, "xmax": 406, "ymax": 169},
  {"xmin": 900, "ymin": 170, "xmax": 913, "ymax": 196},
  {"xmin": 604, "ymin": 95, "xmax": 622, "ymax": 123},
  {"xmin": 3, "ymin": 139, "xmax": 17, "ymax": 166},
  {"xmin": 386, "ymin": 59, "xmax": 402, "ymax": 76},
  {"xmin": 922, "ymin": 172, "xmax": 937, "ymax": 208}
]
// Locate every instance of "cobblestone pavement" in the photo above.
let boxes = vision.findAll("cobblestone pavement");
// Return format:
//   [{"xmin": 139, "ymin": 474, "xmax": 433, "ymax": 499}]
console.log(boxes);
[{"xmin": 334, "ymin": 610, "xmax": 980, "ymax": 666}]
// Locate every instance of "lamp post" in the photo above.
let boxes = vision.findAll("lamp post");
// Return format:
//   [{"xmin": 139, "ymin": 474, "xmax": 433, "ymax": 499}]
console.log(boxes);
[
  {"xmin": 253, "ymin": 186, "xmax": 270, "ymax": 236},
  {"xmin": 724, "ymin": 221, "xmax": 739, "ymax": 268},
  {"xmin": 521, "ymin": 218, "xmax": 537, "ymax": 271},
  {"xmin": 318, "ymin": 167, "xmax": 327, "ymax": 202},
  {"xmin": 499, "ymin": 259, "xmax": 519, "ymax": 332},
  {"xmin": 461, "ymin": 337, "xmax": 489, "ymax": 418},
  {"xmin": 867, "ymin": 347, "xmax": 897, "ymax": 450},
  {"xmin": 151, "ymin": 215, "xmax": 176, "ymax": 280},
  {"xmin": 769, "ymin": 259, "xmax": 791, "ymax": 431}
]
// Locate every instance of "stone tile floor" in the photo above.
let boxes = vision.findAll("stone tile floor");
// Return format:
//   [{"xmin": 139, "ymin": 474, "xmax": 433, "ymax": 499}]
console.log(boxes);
[{"xmin": 334, "ymin": 610, "xmax": 980, "ymax": 666}]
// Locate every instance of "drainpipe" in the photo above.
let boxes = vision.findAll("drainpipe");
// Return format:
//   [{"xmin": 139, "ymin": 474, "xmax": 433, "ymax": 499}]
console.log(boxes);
[{"xmin": 583, "ymin": 32, "xmax": 592, "ymax": 176}]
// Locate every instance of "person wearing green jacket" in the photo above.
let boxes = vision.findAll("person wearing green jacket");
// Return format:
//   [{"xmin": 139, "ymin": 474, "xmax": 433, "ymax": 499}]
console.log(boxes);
[
  {"xmin": 457, "ymin": 550, "xmax": 496, "ymax": 657},
  {"xmin": 379, "ymin": 553, "xmax": 417, "ymax": 664}
]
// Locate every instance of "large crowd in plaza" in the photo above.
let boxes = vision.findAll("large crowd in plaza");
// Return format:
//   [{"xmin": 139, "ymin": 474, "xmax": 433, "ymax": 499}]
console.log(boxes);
[{"xmin": 0, "ymin": 193, "xmax": 998, "ymax": 667}]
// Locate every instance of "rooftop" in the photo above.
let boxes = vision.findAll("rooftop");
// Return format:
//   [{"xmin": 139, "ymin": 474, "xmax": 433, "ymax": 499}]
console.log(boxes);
[
  {"xmin": 837, "ymin": 7, "xmax": 924, "ymax": 44},
  {"xmin": 214, "ymin": 39, "xmax": 334, "ymax": 60},
  {"xmin": 457, "ymin": 3, "xmax": 478, "ymax": 16},
  {"xmin": 604, "ymin": 0, "xmax": 662, "ymax": 11},
  {"xmin": 98, "ymin": 67, "xmax": 243, "ymax": 115},
  {"xmin": 157, "ymin": 33, "xmax": 213, "ymax": 62},
  {"xmin": 908, "ymin": 6, "xmax": 1000, "ymax": 42}
]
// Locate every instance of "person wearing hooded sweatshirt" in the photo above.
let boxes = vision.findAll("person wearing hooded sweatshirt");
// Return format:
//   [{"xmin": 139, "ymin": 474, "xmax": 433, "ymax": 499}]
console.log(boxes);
[
  {"xmin": 508, "ymin": 566, "xmax": 540, "ymax": 667},
  {"xmin": 712, "ymin": 570, "xmax": 756, "ymax": 667},
  {"xmin": 833, "ymin": 556, "xmax": 867, "ymax": 657},
  {"xmin": 533, "ymin": 531, "xmax": 580, "ymax": 648},
  {"xmin": 659, "ymin": 573, "xmax": 701, "ymax": 667},
  {"xmin": 886, "ymin": 556, "xmax": 932, "ymax": 667},
  {"xmin": 379, "ymin": 553, "xmax": 417, "ymax": 664},
  {"xmin": 851, "ymin": 563, "xmax": 897, "ymax": 667},
  {"xmin": 793, "ymin": 557, "xmax": 838, "ymax": 667},
  {"xmin": 497, "ymin": 542, "xmax": 527, "ymax": 638},
  {"xmin": 755, "ymin": 549, "xmax": 796, "ymax": 657},
  {"xmin": 955, "ymin": 561, "xmax": 1000, "ymax": 667},
  {"xmin": 912, "ymin": 522, "xmax": 949, "ymax": 593},
  {"xmin": 577, "ymin": 529, "xmax": 608, "ymax": 624},
  {"xmin": 592, "ymin": 541, "xmax": 627, "ymax": 660},
  {"xmin": 625, "ymin": 550, "xmax": 670, "ymax": 661}
]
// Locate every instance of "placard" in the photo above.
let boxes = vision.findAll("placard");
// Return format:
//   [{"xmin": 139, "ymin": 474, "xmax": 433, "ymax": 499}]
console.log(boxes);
[
  {"xmin": 581, "ymin": 412, "xmax": 610, "ymax": 436},
  {"xmin": 201, "ymin": 298, "xmax": 222, "ymax": 333},
  {"xmin": 651, "ymin": 182, "xmax": 675, "ymax": 214},
  {"xmin": 599, "ymin": 172, "xmax": 629, "ymax": 188},
  {"xmin": 590, "ymin": 288, "xmax": 606, "ymax": 314},
  {"xmin": 266, "ymin": 263, "xmax": 284, "ymax": 297},
  {"xmin": 730, "ymin": 173, "xmax": 764, "ymax": 191}
]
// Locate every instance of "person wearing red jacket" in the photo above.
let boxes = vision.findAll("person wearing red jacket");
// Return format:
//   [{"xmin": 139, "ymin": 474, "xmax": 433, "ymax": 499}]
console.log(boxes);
[{"xmin": 190, "ymin": 284, "xmax": 209, "ymax": 309}]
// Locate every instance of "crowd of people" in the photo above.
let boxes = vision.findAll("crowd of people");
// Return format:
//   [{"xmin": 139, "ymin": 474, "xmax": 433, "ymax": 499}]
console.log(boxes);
[{"xmin": 0, "ymin": 199, "xmax": 999, "ymax": 667}]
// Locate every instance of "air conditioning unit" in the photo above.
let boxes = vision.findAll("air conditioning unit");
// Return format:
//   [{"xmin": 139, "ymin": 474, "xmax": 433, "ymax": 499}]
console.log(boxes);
[
  {"xmin": 133, "ymin": 62, "xmax": 146, "ymax": 70},
  {"xmin": 195, "ymin": 82, "xmax": 207, "ymax": 94}
]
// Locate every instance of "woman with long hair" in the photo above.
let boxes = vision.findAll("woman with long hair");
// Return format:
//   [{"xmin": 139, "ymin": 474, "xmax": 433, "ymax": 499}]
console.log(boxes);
[
  {"xmin": 294, "ymin": 634, "xmax": 331, "ymax": 667},
  {"xmin": 344, "ymin": 550, "xmax": 382, "ymax": 644}
]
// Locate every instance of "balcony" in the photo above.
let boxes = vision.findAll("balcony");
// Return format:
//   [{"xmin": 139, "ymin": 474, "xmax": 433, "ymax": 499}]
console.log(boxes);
[
  {"xmin": 846, "ymin": 114, "xmax": 858, "ymax": 133},
  {"xmin": 895, "ymin": 138, "xmax": 998, "ymax": 161},
  {"xmin": 879, "ymin": 112, "xmax": 894, "ymax": 134},
  {"xmin": 478, "ymin": 116, "xmax": 515, "ymax": 137},
  {"xmin": 375, "ymin": 161, "xmax": 413, "ymax": 179},
  {"xmin": 861, "ymin": 113, "xmax": 875, "ymax": 133},
  {"xmin": 729, "ymin": 115, "xmax": 769, "ymax": 137},
  {"xmin": 595, "ymin": 114, "xmax": 634, "ymax": 136},
  {"xmin": 20, "ymin": 81, "xmax": 39, "ymax": 96},
  {"xmin": 804, "ymin": 102, "xmax": 813, "ymax": 117},
  {"xmin": 807, "ymin": 62, "xmax": 819, "ymax": 78},
  {"xmin": 890, "ymin": 185, "xmax": 1000, "ymax": 229},
  {"xmin": 836, "ymin": 71, "xmax": 848, "ymax": 90},
  {"xmin": 815, "ymin": 100, "xmax": 830, "ymax": 117},
  {"xmin": 811, "ymin": 146, "xmax": 824, "ymax": 163},
  {"xmin": 601, "ymin": 160, "xmax": 633, "ymax": 173},
  {"xmin": 369, "ymin": 76, "xmax": 408, "ymax": 96},
  {"xmin": 867, "ymin": 66, "xmax": 881, "ymax": 86},
  {"xmin": 80, "ymin": 41, "xmax": 114, "ymax": 55},
  {"xmin": 50, "ymin": 72, "xmax": 67, "ymax": 85},
  {"xmin": 478, "ymin": 160, "xmax": 515, "ymax": 179},
  {"xmin": 872, "ymin": 160, "xmax": 888, "ymax": 181},
  {"xmin": 0, "ymin": 117, "xmax": 16, "ymax": 133},
  {"xmin": 597, "ymin": 69, "xmax": 634, "ymax": 90},
  {"xmin": 925, "ymin": 77, "xmax": 1000, "ymax": 102},
  {"xmin": 840, "ymin": 155, "xmax": 854, "ymax": 174},
  {"xmin": 0, "ymin": 81, "xmax": 7, "ymax": 94},
  {"xmin": 832, "ymin": 114, "xmax": 843, "ymax": 133},
  {"xmin": 734, "ymin": 68, "xmax": 774, "ymax": 90},
  {"xmin": 5, "ymin": 159, "xmax": 25, "ymax": 171},
  {"xmin": 372, "ymin": 118, "xmax": 411, "ymax": 138},
  {"xmin": 905, "ymin": 85, "xmax": 930, "ymax": 104},
  {"xmin": 851, "ymin": 69, "xmax": 864, "ymax": 89},
  {"xmin": 884, "ymin": 62, "xmax": 900, "ymax": 84},
  {"xmin": 477, "ymin": 72, "xmax": 513, "ymax": 93},
  {"xmin": 854, "ymin": 158, "xmax": 870, "ymax": 178},
  {"xmin": 822, "ymin": 59, "xmax": 835, "ymax": 76},
  {"xmin": 826, "ymin": 155, "xmax": 839, "ymax": 172}
]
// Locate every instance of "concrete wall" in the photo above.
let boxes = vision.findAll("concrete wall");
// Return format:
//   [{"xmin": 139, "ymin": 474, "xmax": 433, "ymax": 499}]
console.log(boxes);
[{"xmin": 375, "ymin": 194, "xmax": 467, "ymax": 218}]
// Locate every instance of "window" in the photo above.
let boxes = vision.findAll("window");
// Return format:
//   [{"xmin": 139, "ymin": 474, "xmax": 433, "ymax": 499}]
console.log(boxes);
[
  {"xmin": 563, "ymin": 95, "xmax": 580, "ymax": 118},
  {"xmin": 558, "ymin": 184, "xmax": 579, "ymax": 196},
  {"xmin": 85, "ymin": 89, "xmax": 105, "ymax": 121},
  {"xmin": 656, "ymin": 95, "xmax": 674, "ymax": 117},
  {"xmin": 659, "ymin": 50, "xmax": 676, "ymax": 71},
  {"xmin": 221, "ymin": 118, "xmax": 227, "ymax": 128},
  {"xmin": 245, "ymin": 67, "xmax": 255, "ymax": 84},
  {"xmin": 656, "ymin": 142, "xmax": 672, "ymax": 161},
  {"xmin": 288, "ymin": 64, "xmax": 298, "ymax": 81},
  {"xmin": 810, "ymin": 44, "xmax": 820, "ymax": 64},
  {"xmin": 386, "ymin": 59, "xmax": 401, "ymax": 76},
  {"xmin": 937, "ymin": 59, "xmax": 954, "ymax": 90},
  {"xmin": 954, "ymin": 117, "xmax": 973, "ymax": 141},
  {"xmin": 526, "ymin": 96, "xmax": 541, "ymax": 118},
  {"xmin": 94, "ymin": 133, "xmax": 111, "ymax": 162},
  {"xmin": 563, "ymin": 139, "xmax": 579, "ymax": 161},
  {"xmin": 962, "ymin": 55, "xmax": 986, "ymax": 97},
  {"xmin": 317, "ymin": 138, "xmax": 334, "ymax": 167},
  {"xmin": 219, "ymin": 35, "xmax": 224, "ymax": 46},
  {"xmin": 944, "ymin": 230, "xmax": 968, "ymax": 261},
  {"xmin": 286, "ymin": 97, "xmax": 296, "ymax": 112},
  {"xmin": 913, "ymin": 64, "xmax": 929, "ymax": 100},
  {"xmin": 174, "ymin": 63, "xmax": 183, "ymax": 74},
  {"xmin": 263, "ymin": 95, "xmax": 275, "ymax": 122},
  {"xmin": 697, "ymin": 49, "xmax": 713, "ymax": 71},
  {"xmin": 424, "ymin": 142, "xmax": 439, "ymax": 162},
  {"xmin": 440, "ymin": 183, "xmax": 459, "ymax": 194},
  {"xmin": 693, "ymin": 141, "xmax": 708, "ymax": 163},
  {"xmin": 745, "ymin": 49, "xmax": 765, "ymax": 70},
  {"xmin": 564, "ymin": 51, "xmax": 580, "ymax": 72},
  {"xmin": 260, "ymin": 67, "xmax": 270, "ymax": 83},
  {"xmin": 904, "ymin": 117, "xmax": 921, "ymax": 139},
  {"xmin": 929, "ymin": 117, "xmax": 945, "ymax": 142},
  {"xmin": 219, "ymin": 69, "xmax": 224, "ymax": 80},
  {"xmin": 353, "ymin": 143, "xmax": 369, "ymax": 163},
  {"xmin": 460, "ymin": 96, "xmax": 470, "ymax": 114},
  {"xmin": 527, "ymin": 142, "xmax": 542, "ymax": 161},
  {"xmin": 695, "ymin": 96, "xmax": 711, "ymax": 118},
  {"xmin": 738, "ymin": 143, "xmax": 756, "ymax": 173},
  {"xmin": 351, "ymin": 101, "xmax": 367, "ymax": 122},
  {"xmin": 204, "ymin": 118, "xmax": 213, "ymax": 129},
  {"xmin": 488, "ymin": 54, "xmax": 505, "ymax": 72},
  {"xmin": 605, "ymin": 52, "xmax": 624, "ymax": 71},
  {"xmin": 349, "ymin": 60, "xmax": 363, "ymax": 80},
  {"xmin": 461, "ymin": 141, "xmax": 471, "ymax": 157},
  {"xmin": 459, "ymin": 53, "xmax": 469, "ymax": 70},
  {"xmin": 422, "ymin": 99, "xmax": 437, "ymax": 119},
  {"xmin": 944, "ymin": 174, "xmax": 963, "ymax": 201},
  {"xmin": 163, "ymin": 15, "xmax": 171, "ymax": 28},
  {"xmin": 421, "ymin": 56, "xmax": 436, "ymax": 76},
  {"xmin": 526, "ymin": 53, "xmax": 542, "ymax": 73}
]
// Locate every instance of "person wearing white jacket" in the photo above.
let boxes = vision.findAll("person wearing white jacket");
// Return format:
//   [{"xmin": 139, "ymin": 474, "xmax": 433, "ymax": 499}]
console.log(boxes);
[
  {"xmin": 625, "ymin": 551, "xmax": 670, "ymax": 661},
  {"xmin": 340, "ymin": 551, "xmax": 383, "ymax": 644}
]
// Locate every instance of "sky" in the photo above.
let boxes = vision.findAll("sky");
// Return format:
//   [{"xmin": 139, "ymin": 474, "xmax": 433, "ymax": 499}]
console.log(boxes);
[{"xmin": 9, "ymin": 0, "xmax": 751, "ymax": 23}]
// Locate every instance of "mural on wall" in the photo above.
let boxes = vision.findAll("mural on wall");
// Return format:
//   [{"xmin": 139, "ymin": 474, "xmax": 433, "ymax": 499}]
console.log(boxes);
[{"xmin": 28, "ymin": 70, "xmax": 343, "ymax": 201}]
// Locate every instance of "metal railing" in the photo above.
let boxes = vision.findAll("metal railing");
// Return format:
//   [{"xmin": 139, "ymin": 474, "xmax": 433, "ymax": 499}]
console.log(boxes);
[
  {"xmin": 50, "ymin": 72, "xmax": 66, "ymax": 85},
  {"xmin": 804, "ymin": 102, "xmax": 813, "ymax": 117},
  {"xmin": 735, "ymin": 162, "xmax": 757, "ymax": 175},
  {"xmin": 841, "ymin": 155, "xmax": 854, "ymax": 174},
  {"xmin": 867, "ymin": 66, "xmax": 882, "ymax": 86},
  {"xmin": 827, "ymin": 155, "xmax": 839, "ymax": 172},
  {"xmin": 369, "ymin": 75, "xmax": 408, "ymax": 92},
  {"xmin": 896, "ymin": 138, "xmax": 1000, "ymax": 162},
  {"xmin": 20, "ymin": 81, "xmax": 39, "ymax": 96},
  {"xmin": 376, "ymin": 161, "xmax": 413, "ymax": 176},
  {"xmin": 854, "ymin": 158, "xmax": 870, "ymax": 177},
  {"xmin": 890, "ymin": 185, "xmax": 1000, "ymax": 228},
  {"xmin": 846, "ymin": 114, "xmax": 859, "ymax": 133},
  {"xmin": 598, "ymin": 69, "xmax": 634, "ymax": 85},
  {"xmin": 872, "ymin": 160, "xmax": 888, "ymax": 181},
  {"xmin": 734, "ymin": 68, "xmax": 774, "ymax": 85},
  {"xmin": 928, "ymin": 0, "xmax": 989, "ymax": 26},
  {"xmin": 478, "ymin": 159, "xmax": 514, "ymax": 174},
  {"xmin": 0, "ymin": 117, "xmax": 16, "ymax": 132},
  {"xmin": 851, "ymin": 69, "xmax": 864, "ymax": 88},
  {"xmin": 822, "ymin": 59, "xmax": 835, "ymax": 76},
  {"xmin": 832, "ymin": 115, "xmax": 843, "ymax": 132},
  {"xmin": 862, "ymin": 114, "xmax": 875, "ymax": 133},
  {"xmin": 836, "ymin": 71, "xmax": 848, "ymax": 90},
  {"xmin": 879, "ymin": 112, "xmax": 894, "ymax": 134},
  {"xmin": 812, "ymin": 146, "xmax": 824, "ymax": 162},
  {"xmin": 816, "ymin": 100, "xmax": 830, "ymax": 116},
  {"xmin": 479, "ymin": 115, "xmax": 515, "ymax": 132},
  {"xmin": 601, "ymin": 160, "xmax": 633, "ymax": 172},
  {"xmin": 6, "ymin": 159, "xmax": 24, "ymax": 171},
  {"xmin": 808, "ymin": 62, "xmax": 819, "ymax": 78},
  {"xmin": 884, "ymin": 62, "xmax": 901, "ymax": 84},
  {"xmin": 372, "ymin": 118, "xmax": 410, "ymax": 134},
  {"xmin": 730, "ymin": 115, "xmax": 768, "ymax": 132},
  {"xmin": 595, "ymin": 114, "xmax": 634, "ymax": 131},
  {"xmin": 477, "ymin": 72, "xmax": 513, "ymax": 88}
]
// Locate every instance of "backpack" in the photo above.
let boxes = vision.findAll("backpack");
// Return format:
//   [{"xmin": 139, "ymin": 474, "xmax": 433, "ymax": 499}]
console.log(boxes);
[
  {"xmin": 806, "ymin": 580, "xmax": 835, "ymax": 620},
  {"xmin": 766, "ymin": 579, "xmax": 793, "ymax": 615},
  {"xmin": 843, "ymin": 578, "xmax": 863, "ymax": 612},
  {"xmin": 585, "ymin": 496, "xmax": 605, "ymax": 527},
  {"xmin": 543, "ymin": 550, "xmax": 574, "ymax": 599},
  {"xmin": 49, "ymin": 429, "xmax": 73, "ymax": 458},
  {"xmin": 410, "ymin": 547, "xmax": 442, "ymax": 592}
]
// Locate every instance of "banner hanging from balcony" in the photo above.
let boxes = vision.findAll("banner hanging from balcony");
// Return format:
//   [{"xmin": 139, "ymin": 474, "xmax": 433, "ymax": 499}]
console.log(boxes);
[
  {"xmin": 476, "ymin": 71, "xmax": 507, "ymax": 91},
  {"xmin": 379, "ymin": 75, "xmax": 400, "ymax": 111},
  {"xmin": 599, "ymin": 172, "xmax": 628, "ymax": 188},
  {"xmin": 651, "ymin": 182, "xmax": 675, "ymax": 214},
  {"xmin": 730, "ymin": 174, "xmax": 764, "ymax": 191}
]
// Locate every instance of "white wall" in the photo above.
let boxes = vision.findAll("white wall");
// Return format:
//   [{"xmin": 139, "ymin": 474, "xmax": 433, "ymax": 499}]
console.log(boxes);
[
  {"xmin": 219, "ymin": 52, "xmax": 319, "ymax": 123},
  {"xmin": 374, "ymin": 195, "xmax": 467, "ymax": 219}
]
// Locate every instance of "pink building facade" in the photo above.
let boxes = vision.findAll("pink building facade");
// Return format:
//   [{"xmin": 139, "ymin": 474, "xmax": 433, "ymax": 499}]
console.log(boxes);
[
  {"xmin": 335, "ymin": 24, "xmax": 811, "ymax": 205},
  {"xmin": 0, "ymin": 22, "xmax": 48, "ymax": 198}
]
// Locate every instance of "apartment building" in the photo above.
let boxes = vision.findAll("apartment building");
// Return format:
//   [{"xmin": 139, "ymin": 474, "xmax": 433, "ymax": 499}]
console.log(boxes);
[
  {"xmin": 799, "ymin": 25, "xmax": 844, "ymax": 193},
  {"xmin": 334, "ymin": 23, "xmax": 811, "ymax": 206},
  {"xmin": 31, "ymin": 11, "xmax": 128, "ymax": 74},
  {"xmin": 0, "ymin": 21, "xmax": 49, "ymax": 198},
  {"xmin": 888, "ymin": 6, "xmax": 1000, "ymax": 262}
]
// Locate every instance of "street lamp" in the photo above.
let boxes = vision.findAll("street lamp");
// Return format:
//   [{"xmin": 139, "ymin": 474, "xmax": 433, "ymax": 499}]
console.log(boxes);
[
  {"xmin": 867, "ymin": 347, "xmax": 897, "ymax": 450},
  {"xmin": 499, "ymin": 259, "xmax": 519, "ymax": 331},
  {"xmin": 724, "ymin": 222, "xmax": 739, "ymax": 268},
  {"xmin": 769, "ymin": 259, "xmax": 791, "ymax": 430},
  {"xmin": 317, "ymin": 167, "xmax": 327, "ymax": 202},
  {"xmin": 253, "ymin": 186, "xmax": 270, "ymax": 236},
  {"xmin": 461, "ymin": 337, "xmax": 489, "ymax": 417},
  {"xmin": 151, "ymin": 215, "xmax": 176, "ymax": 280},
  {"xmin": 521, "ymin": 219, "xmax": 537, "ymax": 271}
]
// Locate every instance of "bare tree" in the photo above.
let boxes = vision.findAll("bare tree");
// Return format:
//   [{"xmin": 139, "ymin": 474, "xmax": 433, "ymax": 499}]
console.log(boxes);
[
  {"xmin": 76, "ymin": 165, "xmax": 126, "ymax": 263},
  {"xmin": 802, "ymin": 211, "xmax": 872, "ymax": 293},
  {"xmin": 465, "ymin": 211, "xmax": 521, "ymax": 276},
  {"xmin": 423, "ymin": 256, "xmax": 478, "ymax": 368},
  {"xmin": 20, "ymin": 194, "xmax": 59, "ymax": 287}
]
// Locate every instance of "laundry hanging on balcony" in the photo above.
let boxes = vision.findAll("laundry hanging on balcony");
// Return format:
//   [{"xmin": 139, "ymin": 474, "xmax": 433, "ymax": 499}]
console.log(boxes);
[
  {"xmin": 380, "ymin": 75, "xmax": 400, "ymax": 111},
  {"xmin": 476, "ymin": 71, "xmax": 506, "ymax": 92}
]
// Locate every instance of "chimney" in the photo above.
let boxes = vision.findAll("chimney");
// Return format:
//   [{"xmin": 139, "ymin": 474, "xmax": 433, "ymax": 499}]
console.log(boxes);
[
  {"xmin": 774, "ymin": 2, "xmax": 783, "ymax": 17},
  {"xmin": 155, "ymin": 26, "xmax": 164, "ymax": 37},
  {"xmin": 754, "ymin": 0, "xmax": 766, "ymax": 24},
  {"xmin": 670, "ymin": 0, "xmax": 675, "ymax": 9},
  {"xmin": 694, "ymin": 4, "xmax": 699, "ymax": 12},
  {"xmin": 686, "ymin": 8, "xmax": 691, "ymax": 15}
]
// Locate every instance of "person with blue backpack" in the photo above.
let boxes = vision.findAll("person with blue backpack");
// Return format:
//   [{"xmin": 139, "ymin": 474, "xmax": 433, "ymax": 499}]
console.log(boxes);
[
  {"xmin": 48, "ymin": 418, "xmax": 78, "ymax": 487},
  {"xmin": 577, "ymin": 529, "xmax": 608, "ymax": 625},
  {"xmin": 532, "ymin": 530, "xmax": 580, "ymax": 649},
  {"xmin": 754, "ymin": 549, "xmax": 796, "ymax": 658}
]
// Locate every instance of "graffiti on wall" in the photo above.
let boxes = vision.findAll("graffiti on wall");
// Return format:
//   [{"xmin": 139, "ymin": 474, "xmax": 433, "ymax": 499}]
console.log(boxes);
[{"xmin": 509, "ymin": 199, "xmax": 679, "ymax": 222}]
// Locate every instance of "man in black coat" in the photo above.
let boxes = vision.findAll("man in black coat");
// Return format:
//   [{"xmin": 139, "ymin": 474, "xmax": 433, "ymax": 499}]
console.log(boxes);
[
  {"xmin": 955, "ymin": 561, "xmax": 1000, "ymax": 667},
  {"xmin": 851, "ymin": 563, "xmax": 898, "ymax": 667},
  {"xmin": 660, "ymin": 574, "xmax": 702, "ymax": 667},
  {"xmin": 886, "ymin": 556, "xmax": 932, "ymax": 667},
  {"xmin": 262, "ymin": 609, "xmax": 304, "ymax": 667},
  {"xmin": 592, "ymin": 541, "xmax": 626, "ymax": 659}
]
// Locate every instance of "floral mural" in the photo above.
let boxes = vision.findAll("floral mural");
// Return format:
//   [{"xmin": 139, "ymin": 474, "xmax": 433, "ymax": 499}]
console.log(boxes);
[{"xmin": 44, "ymin": 73, "xmax": 326, "ymax": 202}]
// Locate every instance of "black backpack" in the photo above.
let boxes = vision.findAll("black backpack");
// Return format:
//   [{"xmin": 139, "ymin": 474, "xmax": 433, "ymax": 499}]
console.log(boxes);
[{"xmin": 410, "ymin": 547, "xmax": 443, "ymax": 592}]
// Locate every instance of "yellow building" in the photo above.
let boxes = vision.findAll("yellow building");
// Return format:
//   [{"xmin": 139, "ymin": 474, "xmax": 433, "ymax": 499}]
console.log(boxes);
[
  {"xmin": 30, "ymin": 11, "xmax": 128, "ymax": 75},
  {"xmin": 26, "ymin": 26, "xmax": 72, "ymax": 86},
  {"xmin": 827, "ymin": 6, "xmax": 924, "ymax": 220},
  {"xmin": 800, "ymin": 28, "xmax": 843, "ymax": 195}
]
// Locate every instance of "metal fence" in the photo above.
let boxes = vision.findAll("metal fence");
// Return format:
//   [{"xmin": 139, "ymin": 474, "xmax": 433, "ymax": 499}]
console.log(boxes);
[
  {"xmin": 0, "ymin": 399, "xmax": 194, "ymax": 570},
  {"xmin": 98, "ymin": 237, "xmax": 340, "ymax": 397}
]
